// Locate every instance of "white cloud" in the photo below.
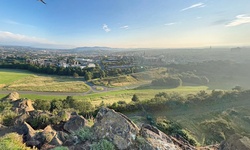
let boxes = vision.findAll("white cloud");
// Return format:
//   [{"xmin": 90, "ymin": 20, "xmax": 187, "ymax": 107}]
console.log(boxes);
[
  {"xmin": 120, "ymin": 25, "xmax": 129, "ymax": 29},
  {"xmin": 165, "ymin": 22, "xmax": 177, "ymax": 26},
  {"xmin": 226, "ymin": 14, "xmax": 250, "ymax": 27},
  {"xmin": 2, "ymin": 19, "xmax": 35, "ymax": 28},
  {"xmin": 181, "ymin": 3, "xmax": 205, "ymax": 11},
  {"xmin": 103, "ymin": 24, "xmax": 111, "ymax": 32}
]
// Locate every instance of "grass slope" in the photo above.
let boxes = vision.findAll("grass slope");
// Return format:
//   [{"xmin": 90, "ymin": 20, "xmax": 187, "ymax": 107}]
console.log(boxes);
[
  {"xmin": 0, "ymin": 69, "xmax": 90, "ymax": 92},
  {"xmin": 150, "ymin": 94, "xmax": 250, "ymax": 145}
]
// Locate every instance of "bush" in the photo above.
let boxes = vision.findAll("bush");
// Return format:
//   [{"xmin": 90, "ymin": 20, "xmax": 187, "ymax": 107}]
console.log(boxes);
[
  {"xmin": 156, "ymin": 119, "xmax": 198, "ymax": 146},
  {"xmin": 52, "ymin": 146, "xmax": 69, "ymax": 150},
  {"xmin": 151, "ymin": 76, "xmax": 182, "ymax": 88},
  {"xmin": 2, "ymin": 110, "xmax": 18, "ymax": 126},
  {"xmin": 0, "ymin": 133, "xmax": 35, "ymax": 150},
  {"xmin": 73, "ymin": 126, "xmax": 93, "ymax": 142},
  {"xmin": 27, "ymin": 113, "xmax": 51, "ymax": 129},
  {"xmin": 91, "ymin": 139, "xmax": 115, "ymax": 150},
  {"xmin": 132, "ymin": 94, "xmax": 140, "ymax": 102},
  {"xmin": 34, "ymin": 99, "xmax": 51, "ymax": 111}
]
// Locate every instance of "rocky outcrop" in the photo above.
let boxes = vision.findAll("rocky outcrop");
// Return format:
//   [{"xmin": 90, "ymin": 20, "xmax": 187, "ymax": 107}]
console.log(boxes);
[
  {"xmin": 139, "ymin": 124, "xmax": 180, "ymax": 150},
  {"xmin": 11, "ymin": 98, "xmax": 35, "ymax": 113},
  {"xmin": 219, "ymin": 134, "xmax": 250, "ymax": 150},
  {"xmin": 63, "ymin": 114, "xmax": 88, "ymax": 133},
  {"xmin": 93, "ymin": 107, "xmax": 139, "ymax": 150}
]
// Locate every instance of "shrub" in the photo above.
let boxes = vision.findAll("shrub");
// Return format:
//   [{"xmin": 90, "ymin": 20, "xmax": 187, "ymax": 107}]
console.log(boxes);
[
  {"xmin": 91, "ymin": 139, "xmax": 115, "ymax": 150},
  {"xmin": 151, "ymin": 76, "xmax": 182, "ymax": 88},
  {"xmin": 52, "ymin": 146, "xmax": 69, "ymax": 150},
  {"xmin": 2, "ymin": 110, "xmax": 18, "ymax": 126},
  {"xmin": 33, "ymin": 99, "xmax": 51, "ymax": 111},
  {"xmin": 73, "ymin": 126, "xmax": 93, "ymax": 142},
  {"xmin": 0, "ymin": 133, "xmax": 35, "ymax": 150},
  {"xmin": 132, "ymin": 94, "xmax": 140, "ymax": 102}
]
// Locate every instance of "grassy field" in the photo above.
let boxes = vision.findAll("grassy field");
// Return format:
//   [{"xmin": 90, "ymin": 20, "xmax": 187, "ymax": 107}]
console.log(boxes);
[
  {"xmin": 0, "ymin": 69, "xmax": 32, "ymax": 88},
  {"xmin": 0, "ymin": 85, "xmax": 208, "ymax": 106},
  {"xmin": 0, "ymin": 69, "xmax": 90, "ymax": 92}
]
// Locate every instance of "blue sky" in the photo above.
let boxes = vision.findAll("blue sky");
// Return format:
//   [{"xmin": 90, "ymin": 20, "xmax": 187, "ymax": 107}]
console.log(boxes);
[{"xmin": 0, "ymin": 0, "xmax": 250, "ymax": 48}]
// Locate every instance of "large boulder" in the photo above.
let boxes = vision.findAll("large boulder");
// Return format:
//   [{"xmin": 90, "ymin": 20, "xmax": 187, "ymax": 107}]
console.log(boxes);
[
  {"xmin": 93, "ymin": 107, "xmax": 139, "ymax": 150},
  {"xmin": 219, "ymin": 134, "xmax": 250, "ymax": 150},
  {"xmin": 139, "ymin": 124, "xmax": 181, "ymax": 150},
  {"xmin": 63, "ymin": 114, "xmax": 88, "ymax": 133}
]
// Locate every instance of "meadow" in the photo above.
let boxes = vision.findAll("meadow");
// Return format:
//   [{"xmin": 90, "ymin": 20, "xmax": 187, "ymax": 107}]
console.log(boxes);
[{"xmin": 0, "ymin": 69, "xmax": 90, "ymax": 92}]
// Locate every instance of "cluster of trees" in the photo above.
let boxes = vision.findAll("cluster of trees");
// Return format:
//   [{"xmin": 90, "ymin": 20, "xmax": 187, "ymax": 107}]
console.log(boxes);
[
  {"xmin": 177, "ymin": 71, "xmax": 209, "ymax": 85},
  {"xmin": 34, "ymin": 96, "xmax": 94, "ymax": 115},
  {"xmin": 151, "ymin": 76, "xmax": 182, "ymax": 88},
  {"xmin": 108, "ymin": 88, "xmax": 250, "ymax": 115},
  {"xmin": 0, "ymin": 60, "xmax": 146, "ymax": 81}
]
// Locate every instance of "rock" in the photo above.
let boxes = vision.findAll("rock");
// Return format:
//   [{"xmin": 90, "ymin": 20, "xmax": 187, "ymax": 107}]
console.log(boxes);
[
  {"xmin": 3, "ymin": 92, "xmax": 20, "ymax": 101},
  {"xmin": 63, "ymin": 115, "xmax": 88, "ymax": 133},
  {"xmin": 139, "ymin": 124, "xmax": 180, "ymax": 150},
  {"xmin": 219, "ymin": 134, "xmax": 250, "ymax": 150},
  {"xmin": 93, "ymin": 107, "xmax": 139, "ymax": 150},
  {"xmin": 14, "ymin": 112, "xmax": 30, "ymax": 125},
  {"xmin": 26, "ymin": 140, "xmax": 41, "ymax": 147},
  {"xmin": 15, "ymin": 122, "xmax": 36, "ymax": 142},
  {"xmin": 42, "ymin": 125, "xmax": 57, "ymax": 143},
  {"xmin": 11, "ymin": 98, "xmax": 35, "ymax": 113}
]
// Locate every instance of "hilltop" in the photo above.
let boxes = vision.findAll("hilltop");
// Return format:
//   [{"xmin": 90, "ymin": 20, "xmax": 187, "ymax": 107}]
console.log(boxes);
[{"xmin": 1, "ymin": 92, "xmax": 250, "ymax": 150}]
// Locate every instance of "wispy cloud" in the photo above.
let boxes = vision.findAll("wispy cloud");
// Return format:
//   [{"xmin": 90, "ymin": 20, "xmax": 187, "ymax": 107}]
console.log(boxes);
[
  {"xmin": 0, "ymin": 31, "xmax": 56, "ymax": 44},
  {"xmin": 226, "ymin": 14, "xmax": 250, "ymax": 27},
  {"xmin": 103, "ymin": 24, "xmax": 111, "ymax": 32},
  {"xmin": 0, "ymin": 31, "xmax": 71, "ymax": 48},
  {"xmin": 2, "ymin": 19, "xmax": 35, "ymax": 28},
  {"xmin": 120, "ymin": 25, "xmax": 129, "ymax": 29},
  {"xmin": 165, "ymin": 22, "xmax": 177, "ymax": 26},
  {"xmin": 181, "ymin": 3, "xmax": 205, "ymax": 11}
]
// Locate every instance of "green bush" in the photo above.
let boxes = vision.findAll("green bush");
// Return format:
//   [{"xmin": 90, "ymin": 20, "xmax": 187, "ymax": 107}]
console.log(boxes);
[
  {"xmin": 91, "ymin": 139, "xmax": 115, "ymax": 150},
  {"xmin": 73, "ymin": 126, "xmax": 93, "ymax": 142},
  {"xmin": 156, "ymin": 119, "xmax": 198, "ymax": 146},
  {"xmin": 33, "ymin": 99, "xmax": 51, "ymax": 111},
  {"xmin": 52, "ymin": 146, "xmax": 69, "ymax": 150},
  {"xmin": 27, "ymin": 113, "xmax": 51, "ymax": 129},
  {"xmin": 2, "ymin": 110, "xmax": 18, "ymax": 126},
  {"xmin": 0, "ymin": 133, "xmax": 35, "ymax": 150}
]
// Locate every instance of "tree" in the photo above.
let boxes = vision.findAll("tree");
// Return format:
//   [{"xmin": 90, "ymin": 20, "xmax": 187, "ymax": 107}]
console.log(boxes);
[
  {"xmin": 84, "ymin": 72, "xmax": 93, "ymax": 81},
  {"xmin": 132, "ymin": 94, "xmax": 140, "ymax": 102},
  {"xmin": 232, "ymin": 85, "xmax": 243, "ymax": 91},
  {"xmin": 73, "ymin": 72, "xmax": 79, "ymax": 78}
]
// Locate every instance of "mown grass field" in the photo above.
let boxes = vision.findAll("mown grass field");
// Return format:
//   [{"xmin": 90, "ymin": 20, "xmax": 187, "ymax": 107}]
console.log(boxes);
[
  {"xmin": 0, "ymin": 69, "xmax": 32, "ymax": 88},
  {"xmin": 0, "ymin": 69, "xmax": 90, "ymax": 92}
]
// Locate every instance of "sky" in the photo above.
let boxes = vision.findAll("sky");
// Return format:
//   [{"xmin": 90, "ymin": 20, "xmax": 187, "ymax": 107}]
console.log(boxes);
[{"xmin": 0, "ymin": 0, "xmax": 250, "ymax": 49}]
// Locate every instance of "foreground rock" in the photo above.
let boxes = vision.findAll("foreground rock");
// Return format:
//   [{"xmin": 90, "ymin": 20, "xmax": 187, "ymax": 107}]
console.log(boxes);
[
  {"xmin": 12, "ymin": 98, "xmax": 35, "ymax": 113},
  {"xmin": 63, "ymin": 114, "xmax": 88, "ymax": 133},
  {"xmin": 93, "ymin": 107, "xmax": 140, "ymax": 150},
  {"xmin": 219, "ymin": 134, "xmax": 250, "ymax": 150},
  {"xmin": 139, "ymin": 124, "xmax": 182, "ymax": 150}
]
